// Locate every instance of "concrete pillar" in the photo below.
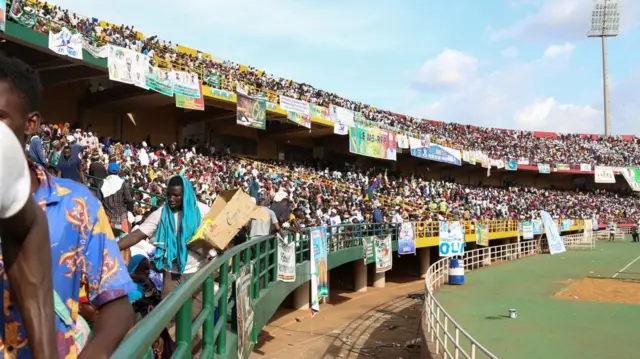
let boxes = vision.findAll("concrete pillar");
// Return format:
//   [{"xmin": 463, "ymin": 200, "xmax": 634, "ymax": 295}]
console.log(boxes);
[
  {"xmin": 353, "ymin": 260, "xmax": 367, "ymax": 292},
  {"xmin": 419, "ymin": 248, "xmax": 431, "ymax": 278},
  {"xmin": 372, "ymin": 271, "xmax": 386, "ymax": 288},
  {"xmin": 292, "ymin": 281, "xmax": 310, "ymax": 310}
]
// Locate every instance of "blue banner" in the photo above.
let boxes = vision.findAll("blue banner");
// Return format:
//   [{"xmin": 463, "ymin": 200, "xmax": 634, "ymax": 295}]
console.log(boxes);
[
  {"xmin": 411, "ymin": 144, "xmax": 462, "ymax": 166},
  {"xmin": 532, "ymin": 220, "xmax": 543, "ymax": 235},
  {"xmin": 506, "ymin": 160, "xmax": 517, "ymax": 171}
]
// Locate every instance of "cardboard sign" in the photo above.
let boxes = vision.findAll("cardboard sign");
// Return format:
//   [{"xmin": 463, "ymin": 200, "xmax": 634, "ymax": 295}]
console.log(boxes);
[{"xmin": 188, "ymin": 188, "xmax": 268, "ymax": 250}]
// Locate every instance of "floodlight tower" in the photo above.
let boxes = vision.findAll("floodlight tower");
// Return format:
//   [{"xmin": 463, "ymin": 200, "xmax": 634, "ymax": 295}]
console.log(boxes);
[{"xmin": 588, "ymin": 0, "xmax": 620, "ymax": 136}]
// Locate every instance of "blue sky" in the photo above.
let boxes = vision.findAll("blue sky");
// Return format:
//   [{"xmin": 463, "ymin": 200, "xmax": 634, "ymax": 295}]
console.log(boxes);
[{"xmin": 51, "ymin": 0, "xmax": 640, "ymax": 135}]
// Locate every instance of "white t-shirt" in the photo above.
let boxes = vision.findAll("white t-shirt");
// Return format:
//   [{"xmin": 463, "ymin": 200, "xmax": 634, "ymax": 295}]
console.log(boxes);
[
  {"xmin": 138, "ymin": 202, "xmax": 216, "ymax": 274},
  {"xmin": 0, "ymin": 121, "xmax": 30, "ymax": 219}
]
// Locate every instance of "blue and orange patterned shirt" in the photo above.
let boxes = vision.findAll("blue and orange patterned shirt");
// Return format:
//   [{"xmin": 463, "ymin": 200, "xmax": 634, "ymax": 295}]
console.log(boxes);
[{"xmin": 0, "ymin": 164, "xmax": 136, "ymax": 359}]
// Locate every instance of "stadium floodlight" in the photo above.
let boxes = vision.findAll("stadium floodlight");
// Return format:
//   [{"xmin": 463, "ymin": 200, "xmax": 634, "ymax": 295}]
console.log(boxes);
[{"xmin": 587, "ymin": 0, "xmax": 620, "ymax": 136}]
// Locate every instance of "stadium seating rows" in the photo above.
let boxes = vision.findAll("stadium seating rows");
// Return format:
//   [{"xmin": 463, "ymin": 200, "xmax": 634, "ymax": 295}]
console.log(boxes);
[{"xmin": 9, "ymin": 0, "xmax": 640, "ymax": 169}]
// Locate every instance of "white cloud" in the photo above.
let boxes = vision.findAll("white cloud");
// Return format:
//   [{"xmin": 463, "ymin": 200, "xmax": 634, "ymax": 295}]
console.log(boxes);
[
  {"xmin": 543, "ymin": 42, "xmax": 575, "ymax": 58},
  {"xmin": 489, "ymin": 0, "xmax": 640, "ymax": 41},
  {"xmin": 514, "ymin": 98, "xmax": 601, "ymax": 133},
  {"xmin": 412, "ymin": 49, "xmax": 478, "ymax": 91},
  {"xmin": 501, "ymin": 47, "xmax": 519, "ymax": 59},
  {"xmin": 409, "ymin": 43, "xmax": 600, "ymax": 133}
]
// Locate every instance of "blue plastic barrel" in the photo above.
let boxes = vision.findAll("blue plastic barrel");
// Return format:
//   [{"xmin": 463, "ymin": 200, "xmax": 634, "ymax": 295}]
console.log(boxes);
[{"xmin": 448, "ymin": 259, "xmax": 465, "ymax": 285}]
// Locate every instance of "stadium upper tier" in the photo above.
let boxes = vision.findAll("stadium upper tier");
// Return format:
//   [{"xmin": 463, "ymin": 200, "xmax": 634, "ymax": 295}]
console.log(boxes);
[{"xmin": 8, "ymin": 0, "xmax": 640, "ymax": 168}]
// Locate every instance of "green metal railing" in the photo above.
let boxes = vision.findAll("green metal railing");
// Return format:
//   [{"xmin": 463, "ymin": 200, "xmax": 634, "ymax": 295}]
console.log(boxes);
[{"xmin": 112, "ymin": 222, "xmax": 398, "ymax": 358}]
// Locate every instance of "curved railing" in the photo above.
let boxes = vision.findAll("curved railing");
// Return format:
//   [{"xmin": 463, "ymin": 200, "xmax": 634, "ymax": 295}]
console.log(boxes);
[
  {"xmin": 111, "ymin": 222, "xmax": 397, "ymax": 358},
  {"xmin": 422, "ymin": 240, "xmax": 541, "ymax": 359}
]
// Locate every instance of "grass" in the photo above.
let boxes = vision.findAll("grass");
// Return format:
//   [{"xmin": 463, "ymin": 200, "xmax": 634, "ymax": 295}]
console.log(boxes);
[{"xmin": 435, "ymin": 237, "xmax": 640, "ymax": 359}]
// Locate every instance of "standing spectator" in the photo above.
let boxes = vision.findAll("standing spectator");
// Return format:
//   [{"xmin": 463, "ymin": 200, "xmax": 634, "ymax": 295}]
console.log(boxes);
[
  {"xmin": 248, "ymin": 198, "xmax": 280, "ymax": 240},
  {"xmin": 101, "ymin": 162, "xmax": 134, "ymax": 262},
  {"xmin": 89, "ymin": 151, "xmax": 108, "ymax": 197},
  {"xmin": 58, "ymin": 145, "xmax": 85, "ymax": 183},
  {"xmin": 270, "ymin": 191, "xmax": 290, "ymax": 224},
  {"xmin": 47, "ymin": 139, "xmax": 62, "ymax": 176},
  {"xmin": 28, "ymin": 131, "xmax": 47, "ymax": 166}
]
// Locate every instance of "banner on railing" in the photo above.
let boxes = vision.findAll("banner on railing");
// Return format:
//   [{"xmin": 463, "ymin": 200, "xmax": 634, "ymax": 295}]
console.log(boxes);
[
  {"xmin": 330, "ymin": 105, "xmax": 355, "ymax": 127},
  {"xmin": 620, "ymin": 167, "xmax": 640, "ymax": 191},
  {"xmin": 279, "ymin": 95, "xmax": 310, "ymax": 115},
  {"xmin": 537, "ymin": 163, "xmax": 550, "ymax": 174},
  {"xmin": 439, "ymin": 221, "xmax": 465, "ymax": 257},
  {"xmin": 334, "ymin": 122, "xmax": 348, "ymax": 135},
  {"xmin": 171, "ymin": 71, "xmax": 201, "ymax": 99},
  {"xmin": 236, "ymin": 265, "xmax": 254, "ymax": 359},
  {"xmin": 475, "ymin": 222, "xmax": 489, "ymax": 246},
  {"xmin": 410, "ymin": 141, "xmax": 462, "ymax": 166},
  {"xmin": 533, "ymin": 220, "xmax": 543, "ymax": 235},
  {"xmin": 593, "ymin": 218, "xmax": 599, "ymax": 230},
  {"xmin": 580, "ymin": 163, "xmax": 592, "ymax": 172},
  {"xmin": 203, "ymin": 69, "xmax": 221, "ymax": 88},
  {"xmin": 398, "ymin": 222, "xmax": 416, "ymax": 255},
  {"xmin": 362, "ymin": 237, "xmax": 376, "ymax": 264},
  {"xmin": 81, "ymin": 38, "xmax": 107, "ymax": 58},
  {"xmin": 375, "ymin": 234, "xmax": 393, "ymax": 272},
  {"xmin": 540, "ymin": 210, "xmax": 566, "ymax": 255},
  {"xmin": 236, "ymin": 92, "xmax": 266, "ymax": 130},
  {"xmin": 594, "ymin": 166, "xmax": 616, "ymax": 183},
  {"xmin": 48, "ymin": 27, "xmax": 83, "ymax": 60},
  {"xmin": 9, "ymin": 0, "xmax": 36, "ymax": 28},
  {"xmin": 309, "ymin": 226, "xmax": 328, "ymax": 315},
  {"xmin": 561, "ymin": 219, "xmax": 573, "ymax": 231},
  {"xmin": 349, "ymin": 126, "xmax": 397, "ymax": 161},
  {"xmin": 287, "ymin": 111, "xmax": 311, "ymax": 129},
  {"xmin": 108, "ymin": 45, "xmax": 150, "ymax": 90},
  {"xmin": 397, "ymin": 134, "xmax": 409, "ymax": 149},
  {"xmin": 0, "ymin": 0, "xmax": 6, "ymax": 31},
  {"xmin": 310, "ymin": 103, "xmax": 331, "ymax": 122},
  {"xmin": 175, "ymin": 81, "xmax": 205, "ymax": 111},
  {"xmin": 522, "ymin": 221, "xmax": 534, "ymax": 239},
  {"xmin": 277, "ymin": 237, "xmax": 296, "ymax": 282},
  {"xmin": 145, "ymin": 66, "xmax": 174, "ymax": 96}
]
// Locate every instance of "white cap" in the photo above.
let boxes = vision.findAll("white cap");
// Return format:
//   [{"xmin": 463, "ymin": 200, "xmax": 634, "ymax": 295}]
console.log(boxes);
[{"xmin": 67, "ymin": 135, "xmax": 75, "ymax": 143}]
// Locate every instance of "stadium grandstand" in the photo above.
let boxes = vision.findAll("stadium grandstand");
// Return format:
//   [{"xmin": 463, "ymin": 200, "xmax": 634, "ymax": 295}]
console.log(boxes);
[{"xmin": 2, "ymin": 0, "xmax": 639, "ymax": 358}]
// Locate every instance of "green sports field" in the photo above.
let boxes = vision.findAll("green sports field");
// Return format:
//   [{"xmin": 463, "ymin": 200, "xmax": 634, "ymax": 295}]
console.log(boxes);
[{"xmin": 435, "ymin": 237, "xmax": 640, "ymax": 359}]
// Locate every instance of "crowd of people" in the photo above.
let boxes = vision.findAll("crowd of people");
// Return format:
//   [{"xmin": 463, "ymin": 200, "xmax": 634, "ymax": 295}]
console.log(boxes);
[
  {"xmin": 11, "ymin": 0, "xmax": 640, "ymax": 169},
  {"xmin": 4, "ymin": 2, "xmax": 640, "ymax": 358},
  {"xmin": 29, "ymin": 123, "xmax": 640, "ymax": 229}
]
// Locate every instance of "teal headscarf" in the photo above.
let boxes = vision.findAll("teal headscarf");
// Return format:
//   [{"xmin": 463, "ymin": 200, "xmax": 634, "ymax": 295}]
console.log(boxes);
[
  {"xmin": 127, "ymin": 254, "xmax": 147, "ymax": 303},
  {"xmin": 153, "ymin": 175, "xmax": 201, "ymax": 273}
]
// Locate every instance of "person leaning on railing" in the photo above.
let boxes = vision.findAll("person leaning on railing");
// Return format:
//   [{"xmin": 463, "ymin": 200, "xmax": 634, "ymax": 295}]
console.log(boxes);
[{"xmin": 117, "ymin": 175, "xmax": 217, "ymax": 357}]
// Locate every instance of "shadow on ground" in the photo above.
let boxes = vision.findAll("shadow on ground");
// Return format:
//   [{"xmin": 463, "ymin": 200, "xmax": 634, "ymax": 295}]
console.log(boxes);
[{"xmin": 320, "ymin": 292, "xmax": 425, "ymax": 359}]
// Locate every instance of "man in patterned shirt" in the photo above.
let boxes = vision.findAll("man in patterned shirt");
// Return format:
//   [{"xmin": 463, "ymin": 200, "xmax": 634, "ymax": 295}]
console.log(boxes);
[
  {"xmin": 0, "ymin": 120, "xmax": 58, "ymax": 359},
  {"xmin": 0, "ymin": 53, "xmax": 136, "ymax": 358}
]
